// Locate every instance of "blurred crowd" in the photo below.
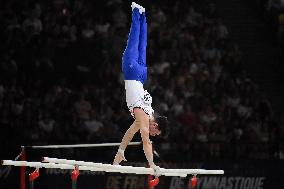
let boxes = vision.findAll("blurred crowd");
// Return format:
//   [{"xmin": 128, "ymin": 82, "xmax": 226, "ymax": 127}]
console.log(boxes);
[
  {"xmin": 250, "ymin": 0, "xmax": 284, "ymax": 46},
  {"xmin": 0, "ymin": 0, "xmax": 283, "ymax": 160}
]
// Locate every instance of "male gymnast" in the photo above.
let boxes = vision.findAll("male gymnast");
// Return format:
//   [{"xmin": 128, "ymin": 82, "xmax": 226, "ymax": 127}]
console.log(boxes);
[{"xmin": 112, "ymin": 2, "xmax": 168, "ymax": 176}]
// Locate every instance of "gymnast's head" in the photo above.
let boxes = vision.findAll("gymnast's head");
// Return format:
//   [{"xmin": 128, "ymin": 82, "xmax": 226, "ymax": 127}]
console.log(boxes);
[{"xmin": 149, "ymin": 115, "xmax": 169, "ymax": 138}]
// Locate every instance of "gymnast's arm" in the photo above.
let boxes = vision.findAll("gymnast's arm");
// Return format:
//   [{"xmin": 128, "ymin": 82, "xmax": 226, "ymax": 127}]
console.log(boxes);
[
  {"xmin": 119, "ymin": 122, "xmax": 140, "ymax": 150},
  {"xmin": 113, "ymin": 121, "xmax": 140, "ymax": 164},
  {"xmin": 134, "ymin": 108, "xmax": 156, "ymax": 168}
]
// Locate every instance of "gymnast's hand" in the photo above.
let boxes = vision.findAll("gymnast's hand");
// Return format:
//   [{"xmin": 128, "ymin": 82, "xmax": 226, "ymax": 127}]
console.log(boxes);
[
  {"xmin": 150, "ymin": 163, "xmax": 162, "ymax": 177},
  {"xmin": 113, "ymin": 149, "xmax": 127, "ymax": 165}
]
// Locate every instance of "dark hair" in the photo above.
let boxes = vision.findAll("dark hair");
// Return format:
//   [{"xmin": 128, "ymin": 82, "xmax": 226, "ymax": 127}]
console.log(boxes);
[{"xmin": 155, "ymin": 115, "xmax": 170, "ymax": 139}]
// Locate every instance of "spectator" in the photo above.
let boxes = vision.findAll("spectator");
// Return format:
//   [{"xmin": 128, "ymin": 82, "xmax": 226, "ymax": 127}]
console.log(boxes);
[
  {"xmin": 0, "ymin": 0, "xmax": 278, "ymax": 161},
  {"xmin": 74, "ymin": 93, "xmax": 92, "ymax": 121}
]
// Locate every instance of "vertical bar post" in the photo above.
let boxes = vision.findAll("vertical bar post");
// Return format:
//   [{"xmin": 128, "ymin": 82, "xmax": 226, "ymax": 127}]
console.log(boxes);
[
  {"xmin": 71, "ymin": 166, "xmax": 80, "ymax": 189},
  {"xmin": 29, "ymin": 181, "xmax": 34, "ymax": 189},
  {"xmin": 72, "ymin": 180, "xmax": 77, "ymax": 189},
  {"xmin": 190, "ymin": 175, "xmax": 197, "ymax": 188},
  {"xmin": 148, "ymin": 175, "xmax": 154, "ymax": 189},
  {"xmin": 28, "ymin": 169, "xmax": 39, "ymax": 189},
  {"xmin": 20, "ymin": 149, "xmax": 26, "ymax": 189}
]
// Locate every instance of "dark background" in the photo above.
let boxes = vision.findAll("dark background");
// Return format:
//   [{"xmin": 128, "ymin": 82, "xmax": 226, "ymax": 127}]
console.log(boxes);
[{"xmin": 0, "ymin": 0, "xmax": 284, "ymax": 188}]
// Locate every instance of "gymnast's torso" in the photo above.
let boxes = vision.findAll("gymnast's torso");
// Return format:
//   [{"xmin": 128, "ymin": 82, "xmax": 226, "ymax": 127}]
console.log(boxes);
[{"xmin": 124, "ymin": 80, "xmax": 154, "ymax": 118}]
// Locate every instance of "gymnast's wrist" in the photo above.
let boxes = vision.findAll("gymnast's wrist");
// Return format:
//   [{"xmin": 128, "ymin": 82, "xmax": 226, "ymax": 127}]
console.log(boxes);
[
  {"xmin": 149, "ymin": 162, "xmax": 155, "ymax": 168},
  {"xmin": 118, "ymin": 148, "xmax": 125, "ymax": 155}
]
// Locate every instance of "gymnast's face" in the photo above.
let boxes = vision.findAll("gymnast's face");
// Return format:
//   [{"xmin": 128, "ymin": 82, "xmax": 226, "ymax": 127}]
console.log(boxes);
[{"xmin": 149, "ymin": 120, "xmax": 161, "ymax": 136}]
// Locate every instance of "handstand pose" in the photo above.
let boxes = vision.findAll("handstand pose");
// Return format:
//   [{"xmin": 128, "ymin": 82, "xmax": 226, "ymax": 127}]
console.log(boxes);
[{"xmin": 113, "ymin": 2, "xmax": 168, "ymax": 176}]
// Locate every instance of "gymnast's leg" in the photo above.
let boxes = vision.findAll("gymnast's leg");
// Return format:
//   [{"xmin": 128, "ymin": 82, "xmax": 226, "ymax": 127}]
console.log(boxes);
[
  {"xmin": 138, "ymin": 13, "xmax": 147, "ymax": 67},
  {"xmin": 122, "ymin": 8, "xmax": 141, "ymax": 80},
  {"xmin": 138, "ymin": 12, "xmax": 148, "ymax": 84}
]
